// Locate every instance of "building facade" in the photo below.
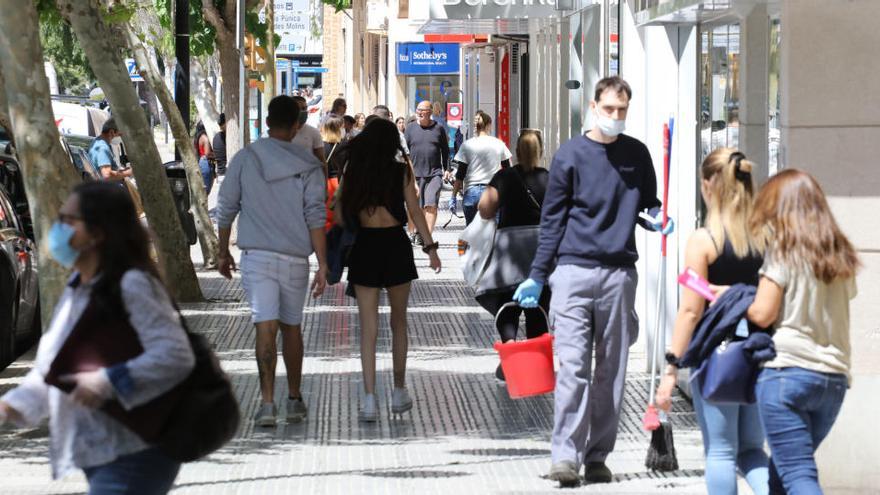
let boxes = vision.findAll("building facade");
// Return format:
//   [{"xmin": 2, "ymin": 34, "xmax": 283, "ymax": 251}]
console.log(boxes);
[{"xmin": 336, "ymin": 3, "xmax": 880, "ymax": 488}]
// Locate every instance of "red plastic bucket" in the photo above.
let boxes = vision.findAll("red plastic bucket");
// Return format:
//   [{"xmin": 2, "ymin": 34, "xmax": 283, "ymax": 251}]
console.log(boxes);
[{"xmin": 492, "ymin": 303, "xmax": 555, "ymax": 398}]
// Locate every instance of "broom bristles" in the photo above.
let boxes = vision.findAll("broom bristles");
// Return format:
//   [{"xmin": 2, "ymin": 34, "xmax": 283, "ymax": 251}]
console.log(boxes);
[{"xmin": 645, "ymin": 422, "xmax": 679, "ymax": 472}]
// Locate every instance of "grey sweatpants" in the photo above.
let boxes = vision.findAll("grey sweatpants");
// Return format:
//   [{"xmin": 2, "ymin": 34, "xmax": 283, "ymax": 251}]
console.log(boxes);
[{"xmin": 548, "ymin": 264, "xmax": 639, "ymax": 466}]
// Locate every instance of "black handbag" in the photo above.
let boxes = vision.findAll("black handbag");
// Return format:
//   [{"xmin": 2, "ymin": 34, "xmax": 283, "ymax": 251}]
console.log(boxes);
[
  {"xmin": 46, "ymin": 295, "xmax": 240, "ymax": 463},
  {"xmin": 326, "ymin": 225, "xmax": 356, "ymax": 285},
  {"xmin": 474, "ymin": 168, "xmax": 542, "ymax": 295}
]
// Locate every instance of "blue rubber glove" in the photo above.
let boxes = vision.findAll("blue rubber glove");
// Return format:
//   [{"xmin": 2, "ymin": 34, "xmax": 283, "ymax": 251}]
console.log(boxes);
[
  {"xmin": 650, "ymin": 214, "xmax": 675, "ymax": 236},
  {"xmin": 513, "ymin": 278, "xmax": 544, "ymax": 308}
]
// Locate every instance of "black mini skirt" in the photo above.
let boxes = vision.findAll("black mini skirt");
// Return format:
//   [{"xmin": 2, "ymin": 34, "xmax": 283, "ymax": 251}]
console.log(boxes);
[{"xmin": 347, "ymin": 226, "xmax": 418, "ymax": 288}]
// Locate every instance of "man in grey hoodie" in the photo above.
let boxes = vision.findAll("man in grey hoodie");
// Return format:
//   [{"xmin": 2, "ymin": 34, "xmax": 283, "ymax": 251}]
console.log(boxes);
[{"xmin": 216, "ymin": 95, "xmax": 328, "ymax": 427}]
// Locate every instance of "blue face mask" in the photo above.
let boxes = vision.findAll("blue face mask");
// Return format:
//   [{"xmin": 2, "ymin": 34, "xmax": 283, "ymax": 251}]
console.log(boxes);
[{"xmin": 48, "ymin": 222, "xmax": 80, "ymax": 268}]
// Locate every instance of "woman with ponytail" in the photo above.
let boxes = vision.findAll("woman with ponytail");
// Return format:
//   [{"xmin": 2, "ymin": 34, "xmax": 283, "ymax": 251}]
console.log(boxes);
[{"xmin": 655, "ymin": 148, "xmax": 770, "ymax": 494}]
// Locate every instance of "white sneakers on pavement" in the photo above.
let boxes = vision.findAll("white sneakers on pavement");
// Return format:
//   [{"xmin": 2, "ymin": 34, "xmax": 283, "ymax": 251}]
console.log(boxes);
[
  {"xmin": 359, "ymin": 393, "xmax": 379, "ymax": 422},
  {"xmin": 253, "ymin": 403, "xmax": 277, "ymax": 427},
  {"xmin": 286, "ymin": 397, "xmax": 308, "ymax": 423},
  {"xmin": 391, "ymin": 388, "xmax": 413, "ymax": 414}
]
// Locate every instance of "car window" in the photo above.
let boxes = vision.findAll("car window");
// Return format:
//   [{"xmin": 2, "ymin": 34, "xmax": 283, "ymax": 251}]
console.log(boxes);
[
  {"xmin": 78, "ymin": 149, "xmax": 100, "ymax": 178},
  {"xmin": 70, "ymin": 148, "xmax": 86, "ymax": 173}
]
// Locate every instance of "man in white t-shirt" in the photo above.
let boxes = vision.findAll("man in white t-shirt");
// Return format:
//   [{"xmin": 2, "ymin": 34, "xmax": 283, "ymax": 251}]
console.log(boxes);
[
  {"xmin": 452, "ymin": 110, "xmax": 512, "ymax": 224},
  {"xmin": 291, "ymin": 96, "xmax": 325, "ymax": 167}
]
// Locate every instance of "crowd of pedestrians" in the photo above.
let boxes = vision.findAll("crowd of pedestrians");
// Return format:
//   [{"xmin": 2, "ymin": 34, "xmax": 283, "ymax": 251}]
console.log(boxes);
[{"xmin": 0, "ymin": 77, "xmax": 858, "ymax": 494}]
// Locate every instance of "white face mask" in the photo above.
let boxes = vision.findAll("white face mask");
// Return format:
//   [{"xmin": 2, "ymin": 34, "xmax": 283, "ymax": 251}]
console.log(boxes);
[{"xmin": 595, "ymin": 111, "xmax": 626, "ymax": 137}]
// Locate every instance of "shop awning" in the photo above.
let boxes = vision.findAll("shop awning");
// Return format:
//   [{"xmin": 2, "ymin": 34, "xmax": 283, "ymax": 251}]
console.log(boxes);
[
  {"xmin": 419, "ymin": 0, "xmax": 567, "ymax": 35},
  {"xmin": 418, "ymin": 18, "xmax": 544, "ymax": 35},
  {"xmin": 633, "ymin": 0, "xmax": 775, "ymax": 26}
]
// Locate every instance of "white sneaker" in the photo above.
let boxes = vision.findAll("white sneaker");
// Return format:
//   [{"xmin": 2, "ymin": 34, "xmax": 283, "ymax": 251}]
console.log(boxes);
[
  {"xmin": 358, "ymin": 393, "xmax": 378, "ymax": 422},
  {"xmin": 253, "ymin": 403, "xmax": 276, "ymax": 427},
  {"xmin": 286, "ymin": 397, "xmax": 308, "ymax": 423},
  {"xmin": 391, "ymin": 388, "xmax": 413, "ymax": 414}
]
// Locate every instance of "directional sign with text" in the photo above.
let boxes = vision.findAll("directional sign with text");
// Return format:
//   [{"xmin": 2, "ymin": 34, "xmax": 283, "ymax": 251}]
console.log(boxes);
[{"xmin": 125, "ymin": 58, "xmax": 143, "ymax": 82}]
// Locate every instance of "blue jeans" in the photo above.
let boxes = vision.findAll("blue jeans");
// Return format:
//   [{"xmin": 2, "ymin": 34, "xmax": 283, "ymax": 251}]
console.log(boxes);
[
  {"xmin": 199, "ymin": 156, "xmax": 214, "ymax": 195},
  {"xmin": 84, "ymin": 447, "xmax": 180, "ymax": 494},
  {"xmin": 756, "ymin": 367, "xmax": 847, "ymax": 495},
  {"xmin": 462, "ymin": 184, "xmax": 487, "ymax": 225},
  {"xmin": 692, "ymin": 382, "xmax": 769, "ymax": 495}
]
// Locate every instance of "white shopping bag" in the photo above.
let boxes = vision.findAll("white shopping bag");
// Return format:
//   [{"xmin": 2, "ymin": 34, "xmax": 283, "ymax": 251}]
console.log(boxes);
[{"xmin": 458, "ymin": 216, "xmax": 496, "ymax": 288}]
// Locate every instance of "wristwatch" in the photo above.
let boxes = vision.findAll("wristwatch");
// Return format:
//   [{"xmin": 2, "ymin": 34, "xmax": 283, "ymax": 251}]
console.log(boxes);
[
  {"xmin": 664, "ymin": 351, "xmax": 680, "ymax": 367},
  {"xmin": 421, "ymin": 241, "xmax": 439, "ymax": 254}
]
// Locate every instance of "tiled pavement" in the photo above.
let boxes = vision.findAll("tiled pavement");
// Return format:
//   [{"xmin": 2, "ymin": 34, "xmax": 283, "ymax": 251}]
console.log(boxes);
[{"xmin": 0, "ymin": 207, "xmax": 714, "ymax": 494}]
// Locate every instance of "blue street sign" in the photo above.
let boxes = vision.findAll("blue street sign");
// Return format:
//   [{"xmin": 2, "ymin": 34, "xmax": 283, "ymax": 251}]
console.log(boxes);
[
  {"xmin": 125, "ymin": 58, "xmax": 143, "ymax": 82},
  {"xmin": 276, "ymin": 59, "xmax": 328, "ymax": 73},
  {"xmin": 397, "ymin": 43, "xmax": 460, "ymax": 75}
]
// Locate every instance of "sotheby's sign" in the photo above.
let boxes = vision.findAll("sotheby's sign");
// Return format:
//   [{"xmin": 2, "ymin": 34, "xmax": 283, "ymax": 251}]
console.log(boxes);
[
  {"xmin": 397, "ymin": 43, "xmax": 460, "ymax": 75},
  {"xmin": 429, "ymin": 0, "xmax": 558, "ymax": 19}
]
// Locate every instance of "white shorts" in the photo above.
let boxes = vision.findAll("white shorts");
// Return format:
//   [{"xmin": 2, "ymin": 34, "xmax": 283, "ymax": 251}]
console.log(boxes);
[{"xmin": 240, "ymin": 249, "xmax": 310, "ymax": 325}]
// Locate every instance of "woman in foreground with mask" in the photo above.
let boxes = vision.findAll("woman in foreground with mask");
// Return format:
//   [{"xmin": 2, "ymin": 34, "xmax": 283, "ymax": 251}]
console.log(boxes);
[{"xmin": 0, "ymin": 181, "xmax": 195, "ymax": 494}]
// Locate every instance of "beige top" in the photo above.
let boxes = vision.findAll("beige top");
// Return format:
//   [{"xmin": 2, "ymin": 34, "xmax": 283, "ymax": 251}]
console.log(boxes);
[{"xmin": 760, "ymin": 253, "xmax": 856, "ymax": 382}]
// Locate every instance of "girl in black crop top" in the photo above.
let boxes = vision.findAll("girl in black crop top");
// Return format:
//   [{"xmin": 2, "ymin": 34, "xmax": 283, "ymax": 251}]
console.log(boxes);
[
  {"xmin": 655, "ymin": 148, "xmax": 770, "ymax": 495},
  {"xmin": 335, "ymin": 118, "xmax": 440, "ymax": 423}
]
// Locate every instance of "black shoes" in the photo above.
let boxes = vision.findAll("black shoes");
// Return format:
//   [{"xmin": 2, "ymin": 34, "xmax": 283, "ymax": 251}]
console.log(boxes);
[
  {"xmin": 495, "ymin": 364, "xmax": 506, "ymax": 382},
  {"xmin": 584, "ymin": 461, "xmax": 613, "ymax": 483}
]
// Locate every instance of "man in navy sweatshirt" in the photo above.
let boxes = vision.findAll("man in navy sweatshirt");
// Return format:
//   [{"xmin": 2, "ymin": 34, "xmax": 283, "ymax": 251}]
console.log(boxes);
[{"xmin": 514, "ymin": 76, "xmax": 674, "ymax": 486}]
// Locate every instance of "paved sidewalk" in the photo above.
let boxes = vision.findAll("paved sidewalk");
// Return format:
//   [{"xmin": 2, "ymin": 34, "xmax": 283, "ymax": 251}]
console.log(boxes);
[{"xmin": 0, "ymin": 207, "xmax": 711, "ymax": 494}]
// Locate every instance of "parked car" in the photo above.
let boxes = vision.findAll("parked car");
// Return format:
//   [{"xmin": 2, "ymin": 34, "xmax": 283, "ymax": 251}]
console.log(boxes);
[
  {"xmin": 0, "ymin": 152, "xmax": 32, "ymax": 239},
  {"xmin": 0, "ymin": 182, "xmax": 39, "ymax": 367},
  {"xmin": 62, "ymin": 134, "xmax": 103, "ymax": 181}
]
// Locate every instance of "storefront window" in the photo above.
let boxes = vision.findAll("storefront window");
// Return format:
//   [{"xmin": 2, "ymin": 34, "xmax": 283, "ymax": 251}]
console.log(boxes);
[
  {"xmin": 768, "ymin": 18, "xmax": 782, "ymax": 174},
  {"xmin": 607, "ymin": 0, "xmax": 620, "ymax": 76},
  {"xmin": 405, "ymin": 76, "xmax": 461, "ymax": 118},
  {"xmin": 700, "ymin": 23, "xmax": 741, "ymax": 160}
]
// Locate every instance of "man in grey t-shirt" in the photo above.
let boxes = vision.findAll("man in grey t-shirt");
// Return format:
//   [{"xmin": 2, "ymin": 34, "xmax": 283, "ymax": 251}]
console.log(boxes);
[{"xmin": 404, "ymin": 100, "xmax": 449, "ymax": 243}]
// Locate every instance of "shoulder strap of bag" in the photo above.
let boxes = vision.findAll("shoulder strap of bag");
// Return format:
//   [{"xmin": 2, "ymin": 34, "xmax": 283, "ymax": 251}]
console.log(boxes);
[
  {"xmin": 326, "ymin": 142, "xmax": 339, "ymax": 163},
  {"xmin": 511, "ymin": 166, "xmax": 542, "ymax": 211}
]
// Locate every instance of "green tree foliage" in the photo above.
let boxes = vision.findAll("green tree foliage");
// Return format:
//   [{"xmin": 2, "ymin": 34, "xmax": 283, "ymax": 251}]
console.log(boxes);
[
  {"xmin": 36, "ymin": 0, "xmax": 96, "ymax": 95},
  {"xmin": 321, "ymin": 0, "xmax": 350, "ymax": 12},
  {"xmin": 155, "ymin": 0, "xmax": 276, "ymax": 58}
]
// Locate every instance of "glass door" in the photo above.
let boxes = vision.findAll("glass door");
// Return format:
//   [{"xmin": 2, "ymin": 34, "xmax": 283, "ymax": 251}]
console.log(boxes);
[{"xmin": 700, "ymin": 23, "xmax": 741, "ymax": 161}]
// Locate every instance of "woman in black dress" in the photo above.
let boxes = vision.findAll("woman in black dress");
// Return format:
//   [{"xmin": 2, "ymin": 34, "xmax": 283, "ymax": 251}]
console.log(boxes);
[{"xmin": 336, "ymin": 119, "xmax": 441, "ymax": 422}]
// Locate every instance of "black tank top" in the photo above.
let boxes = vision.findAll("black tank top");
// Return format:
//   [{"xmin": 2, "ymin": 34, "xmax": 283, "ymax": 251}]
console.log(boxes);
[
  {"xmin": 706, "ymin": 232, "xmax": 763, "ymax": 286},
  {"xmin": 388, "ymin": 162, "xmax": 407, "ymax": 225}
]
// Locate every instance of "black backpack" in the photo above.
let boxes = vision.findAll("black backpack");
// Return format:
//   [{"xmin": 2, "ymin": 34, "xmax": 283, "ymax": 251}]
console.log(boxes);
[{"xmin": 157, "ymin": 307, "xmax": 240, "ymax": 462}]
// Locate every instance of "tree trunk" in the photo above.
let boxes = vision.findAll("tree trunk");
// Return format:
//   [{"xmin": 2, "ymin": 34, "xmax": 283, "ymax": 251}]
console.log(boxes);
[
  {"xmin": 191, "ymin": 57, "xmax": 220, "ymax": 137},
  {"xmin": 262, "ymin": 0, "xmax": 275, "ymax": 117},
  {"xmin": 121, "ymin": 20, "xmax": 219, "ymax": 269},
  {"xmin": 201, "ymin": 0, "xmax": 243, "ymax": 161},
  {"xmin": 57, "ymin": 0, "xmax": 203, "ymax": 302},
  {"xmin": 0, "ymin": 0, "xmax": 82, "ymax": 324}
]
